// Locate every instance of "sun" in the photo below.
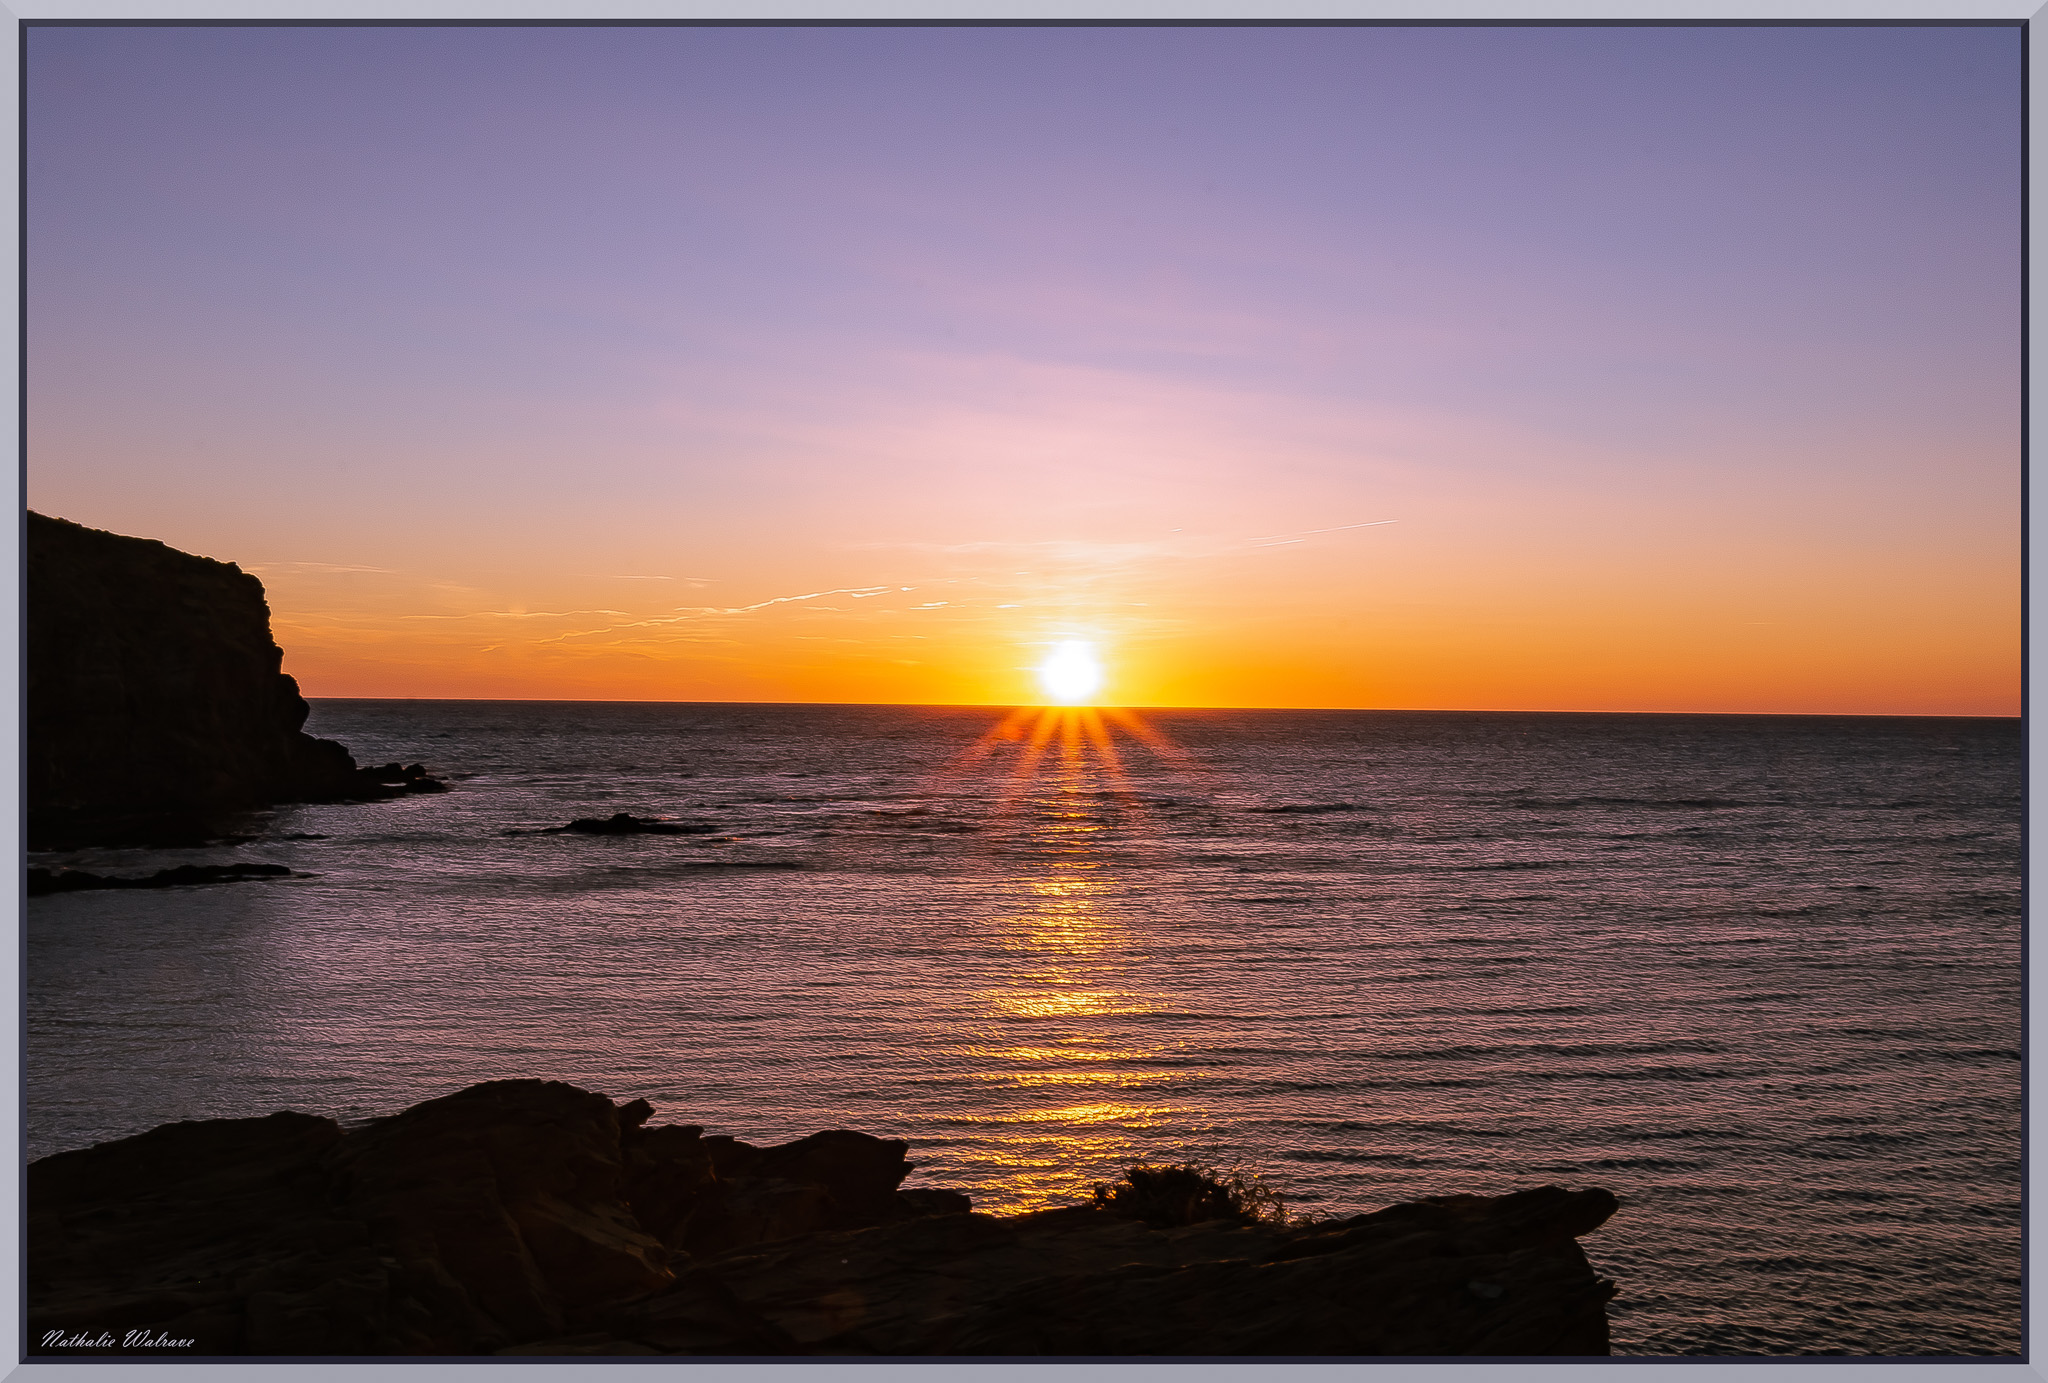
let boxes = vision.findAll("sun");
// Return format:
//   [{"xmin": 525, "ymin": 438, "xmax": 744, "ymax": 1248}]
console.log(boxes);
[{"xmin": 1038, "ymin": 640, "xmax": 1104, "ymax": 705}]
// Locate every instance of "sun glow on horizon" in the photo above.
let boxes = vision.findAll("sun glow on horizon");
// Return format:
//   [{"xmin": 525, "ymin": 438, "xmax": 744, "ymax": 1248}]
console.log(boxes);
[{"xmin": 1038, "ymin": 640, "xmax": 1104, "ymax": 705}]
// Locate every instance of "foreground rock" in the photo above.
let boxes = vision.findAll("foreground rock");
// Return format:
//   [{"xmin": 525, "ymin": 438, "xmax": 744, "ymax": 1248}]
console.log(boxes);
[
  {"xmin": 27, "ymin": 863, "xmax": 297, "ymax": 896},
  {"xmin": 28, "ymin": 1080, "xmax": 1619, "ymax": 1358},
  {"xmin": 27, "ymin": 512, "xmax": 445, "ymax": 848}
]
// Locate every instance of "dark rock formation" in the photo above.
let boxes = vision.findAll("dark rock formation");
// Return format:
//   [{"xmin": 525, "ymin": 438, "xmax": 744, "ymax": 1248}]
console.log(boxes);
[
  {"xmin": 28, "ymin": 1080, "xmax": 1619, "ymax": 1358},
  {"xmin": 27, "ymin": 513, "xmax": 444, "ymax": 848},
  {"xmin": 356, "ymin": 763, "xmax": 450, "ymax": 795},
  {"xmin": 540, "ymin": 813, "xmax": 715, "ymax": 836},
  {"xmin": 27, "ymin": 863, "xmax": 297, "ymax": 896}
]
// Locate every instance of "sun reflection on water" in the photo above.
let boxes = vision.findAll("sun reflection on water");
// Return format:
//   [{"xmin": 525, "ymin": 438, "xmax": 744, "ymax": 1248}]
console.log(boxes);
[{"xmin": 931, "ymin": 705, "xmax": 1218, "ymax": 1212}]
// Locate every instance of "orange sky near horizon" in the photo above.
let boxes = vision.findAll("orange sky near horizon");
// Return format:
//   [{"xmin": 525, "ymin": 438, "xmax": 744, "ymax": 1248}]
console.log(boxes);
[{"xmin": 238, "ymin": 450, "xmax": 2017, "ymax": 716}]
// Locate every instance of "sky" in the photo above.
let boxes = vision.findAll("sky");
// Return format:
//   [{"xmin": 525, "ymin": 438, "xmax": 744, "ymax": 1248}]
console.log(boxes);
[{"xmin": 26, "ymin": 23, "xmax": 2021, "ymax": 713}]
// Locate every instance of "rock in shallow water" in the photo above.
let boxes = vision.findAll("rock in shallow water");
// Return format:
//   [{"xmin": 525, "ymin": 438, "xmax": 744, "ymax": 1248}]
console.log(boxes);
[
  {"xmin": 27, "ymin": 1079, "xmax": 1619, "ymax": 1358},
  {"xmin": 26, "ymin": 863, "xmax": 298, "ymax": 896},
  {"xmin": 539, "ymin": 812, "xmax": 716, "ymax": 835}
]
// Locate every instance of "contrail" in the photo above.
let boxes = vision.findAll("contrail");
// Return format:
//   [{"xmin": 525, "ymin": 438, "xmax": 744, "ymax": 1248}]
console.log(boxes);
[
  {"xmin": 724, "ymin": 585, "xmax": 894, "ymax": 613},
  {"xmin": 529, "ymin": 585, "xmax": 905, "ymax": 646}
]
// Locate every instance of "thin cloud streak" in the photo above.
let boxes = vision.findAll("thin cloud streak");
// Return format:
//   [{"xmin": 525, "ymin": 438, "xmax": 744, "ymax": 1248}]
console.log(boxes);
[
  {"xmin": 398, "ymin": 608, "xmax": 632, "ymax": 621},
  {"xmin": 247, "ymin": 561, "xmax": 398, "ymax": 574},
  {"xmin": 530, "ymin": 585, "xmax": 911, "ymax": 647},
  {"xmin": 718, "ymin": 585, "xmax": 899, "ymax": 613}
]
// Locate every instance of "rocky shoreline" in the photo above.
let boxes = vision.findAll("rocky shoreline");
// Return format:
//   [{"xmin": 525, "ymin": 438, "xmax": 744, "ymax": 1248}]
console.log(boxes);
[{"xmin": 29, "ymin": 1079, "xmax": 1620, "ymax": 1358}]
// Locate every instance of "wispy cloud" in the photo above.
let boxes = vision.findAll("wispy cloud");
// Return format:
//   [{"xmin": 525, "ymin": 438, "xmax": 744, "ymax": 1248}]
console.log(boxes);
[
  {"xmin": 717, "ymin": 585, "xmax": 898, "ymax": 613},
  {"xmin": 526, "ymin": 585, "xmax": 914, "ymax": 647},
  {"xmin": 399, "ymin": 608, "xmax": 631, "ymax": 621},
  {"xmin": 864, "ymin": 521, "xmax": 1396, "ymax": 568},
  {"xmin": 580, "ymin": 574, "xmax": 719, "ymax": 584}
]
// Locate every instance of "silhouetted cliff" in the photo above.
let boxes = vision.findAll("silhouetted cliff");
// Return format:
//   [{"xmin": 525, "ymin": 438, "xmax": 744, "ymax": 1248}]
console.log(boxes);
[{"xmin": 27, "ymin": 512, "xmax": 422, "ymax": 847}]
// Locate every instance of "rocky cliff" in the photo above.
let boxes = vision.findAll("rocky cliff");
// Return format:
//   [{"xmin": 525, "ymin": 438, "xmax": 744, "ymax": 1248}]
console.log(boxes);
[
  {"xmin": 27, "ymin": 1079, "xmax": 1621, "ymax": 1358},
  {"xmin": 27, "ymin": 512, "xmax": 422, "ymax": 847}
]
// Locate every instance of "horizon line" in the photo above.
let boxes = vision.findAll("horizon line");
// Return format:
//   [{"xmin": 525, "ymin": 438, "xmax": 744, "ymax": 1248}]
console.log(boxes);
[{"xmin": 301, "ymin": 695, "xmax": 2020, "ymax": 720}]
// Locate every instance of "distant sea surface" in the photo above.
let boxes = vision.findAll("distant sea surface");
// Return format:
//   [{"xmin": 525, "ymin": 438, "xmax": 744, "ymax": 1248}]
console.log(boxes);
[{"xmin": 25, "ymin": 701, "xmax": 2021, "ymax": 1356}]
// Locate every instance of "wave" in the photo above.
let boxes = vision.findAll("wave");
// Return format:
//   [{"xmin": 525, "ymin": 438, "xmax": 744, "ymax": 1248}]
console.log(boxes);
[
  {"xmin": 1583, "ymin": 1156, "xmax": 1707, "ymax": 1171},
  {"xmin": 1448, "ymin": 860, "xmax": 1569, "ymax": 871},
  {"xmin": 1502, "ymin": 796, "xmax": 1775, "ymax": 810}
]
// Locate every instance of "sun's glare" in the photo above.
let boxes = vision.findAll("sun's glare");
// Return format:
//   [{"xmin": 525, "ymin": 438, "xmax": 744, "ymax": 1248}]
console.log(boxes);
[{"xmin": 1039, "ymin": 641, "xmax": 1103, "ymax": 704}]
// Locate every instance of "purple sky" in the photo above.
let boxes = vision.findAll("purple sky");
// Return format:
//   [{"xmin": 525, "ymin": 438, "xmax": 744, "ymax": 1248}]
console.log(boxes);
[{"xmin": 25, "ymin": 24, "xmax": 2020, "ymax": 710}]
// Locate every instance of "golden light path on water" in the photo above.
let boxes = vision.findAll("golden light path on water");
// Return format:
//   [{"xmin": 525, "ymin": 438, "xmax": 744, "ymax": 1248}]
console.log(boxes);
[{"xmin": 933, "ymin": 702, "xmax": 1213, "ymax": 1211}]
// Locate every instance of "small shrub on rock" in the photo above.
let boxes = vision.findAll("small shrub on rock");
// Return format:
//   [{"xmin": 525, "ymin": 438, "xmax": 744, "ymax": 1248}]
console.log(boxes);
[{"xmin": 1090, "ymin": 1161, "xmax": 1288, "ymax": 1228}]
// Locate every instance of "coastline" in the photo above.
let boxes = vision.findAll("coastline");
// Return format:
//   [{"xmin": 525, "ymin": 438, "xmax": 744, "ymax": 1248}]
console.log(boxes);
[{"xmin": 27, "ymin": 1078, "xmax": 1621, "ymax": 1359}]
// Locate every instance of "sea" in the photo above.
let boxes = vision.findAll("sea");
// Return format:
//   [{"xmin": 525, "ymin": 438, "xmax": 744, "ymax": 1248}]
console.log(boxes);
[{"xmin": 22, "ymin": 700, "xmax": 2023, "ymax": 1357}]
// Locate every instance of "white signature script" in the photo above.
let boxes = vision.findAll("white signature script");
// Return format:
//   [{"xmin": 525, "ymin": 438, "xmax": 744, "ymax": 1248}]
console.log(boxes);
[{"xmin": 42, "ymin": 1328, "xmax": 196, "ymax": 1349}]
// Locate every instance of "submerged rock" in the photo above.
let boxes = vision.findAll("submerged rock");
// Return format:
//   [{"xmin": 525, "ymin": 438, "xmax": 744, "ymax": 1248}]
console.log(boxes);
[
  {"xmin": 27, "ymin": 1080, "xmax": 1619, "ymax": 1358},
  {"xmin": 27, "ymin": 863, "xmax": 298, "ymax": 896},
  {"xmin": 353, "ymin": 762, "xmax": 450, "ymax": 794},
  {"xmin": 541, "ymin": 813, "xmax": 716, "ymax": 836}
]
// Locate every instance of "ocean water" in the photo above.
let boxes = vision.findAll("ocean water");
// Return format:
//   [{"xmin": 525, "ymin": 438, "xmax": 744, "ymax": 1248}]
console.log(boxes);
[{"xmin": 24, "ymin": 700, "xmax": 2022, "ymax": 1357}]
